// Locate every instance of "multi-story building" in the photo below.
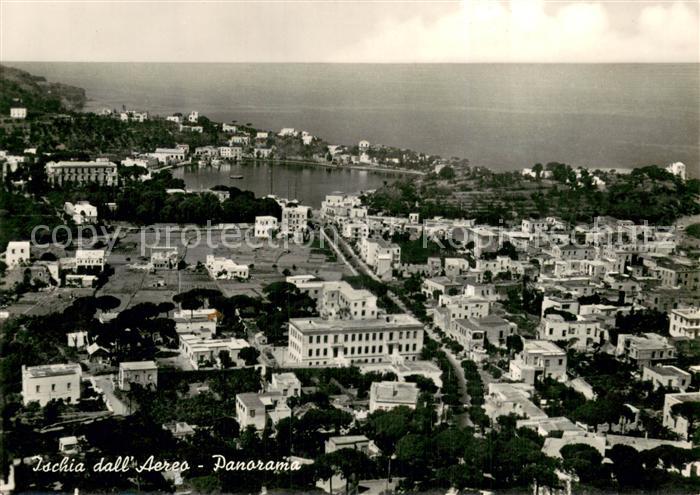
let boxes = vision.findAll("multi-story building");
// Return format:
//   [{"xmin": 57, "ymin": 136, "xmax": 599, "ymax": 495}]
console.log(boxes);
[
  {"xmin": 551, "ymin": 244, "xmax": 596, "ymax": 261},
  {"xmin": 235, "ymin": 393, "xmax": 267, "ymax": 430},
  {"xmin": 432, "ymin": 296, "xmax": 491, "ymax": 332},
  {"xmin": 466, "ymin": 314, "xmax": 517, "ymax": 348},
  {"xmin": 218, "ymin": 146, "xmax": 243, "ymax": 160},
  {"xmin": 369, "ymin": 381, "xmax": 419, "ymax": 413},
  {"xmin": 360, "ymin": 237, "xmax": 401, "ymax": 271},
  {"xmin": 318, "ymin": 281, "xmax": 378, "ymax": 320},
  {"xmin": 653, "ymin": 259, "xmax": 700, "ymax": 292},
  {"xmin": 268, "ymin": 372, "xmax": 302, "ymax": 398},
  {"xmin": 663, "ymin": 392, "xmax": 700, "ymax": 440},
  {"xmin": 117, "ymin": 361, "xmax": 158, "ymax": 391},
  {"xmin": 281, "ymin": 205, "xmax": 310, "ymax": 238},
  {"xmin": 421, "ymin": 276, "xmax": 464, "ymax": 300},
  {"xmin": 179, "ymin": 336, "xmax": 250, "ymax": 369},
  {"xmin": 509, "ymin": 340, "xmax": 567, "ymax": 384},
  {"xmin": 5, "ymin": 241, "xmax": 30, "ymax": 268},
  {"xmin": 74, "ymin": 249, "xmax": 105, "ymax": 272},
  {"xmin": 288, "ymin": 314, "xmax": 424, "ymax": 367},
  {"xmin": 538, "ymin": 314, "xmax": 608, "ymax": 350},
  {"xmin": 642, "ymin": 365, "xmax": 691, "ymax": 392},
  {"xmin": 235, "ymin": 391, "xmax": 291, "ymax": 431},
  {"xmin": 10, "ymin": 107, "xmax": 27, "ymax": 119},
  {"xmin": 669, "ymin": 308, "xmax": 700, "ymax": 339},
  {"xmin": 254, "ymin": 216, "xmax": 279, "ymax": 239},
  {"xmin": 449, "ymin": 319, "xmax": 486, "ymax": 351},
  {"xmin": 151, "ymin": 148, "xmax": 186, "ymax": 164},
  {"xmin": 616, "ymin": 333, "xmax": 675, "ymax": 368},
  {"xmin": 341, "ymin": 222, "xmax": 369, "ymax": 241},
  {"xmin": 46, "ymin": 160, "xmax": 118, "ymax": 186},
  {"xmin": 22, "ymin": 363, "xmax": 82, "ymax": 406}
]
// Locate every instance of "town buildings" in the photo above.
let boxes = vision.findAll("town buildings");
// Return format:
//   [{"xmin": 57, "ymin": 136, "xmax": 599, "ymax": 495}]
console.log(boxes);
[
  {"xmin": 21, "ymin": 364, "xmax": 82, "ymax": 406},
  {"xmin": 46, "ymin": 160, "xmax": 118, "ymax": 186},
  {"xmin": 205, "ymin": 255, "xmax": 249, "ymax": 280},
  {"xmin": 117, "ymin": 361, "xmax": 158, "ymax": 391},
  {"xmin": 616, "ymin": 333, "xmax": 676, "ymax": 368},
  {"xmin": 669, "ymin": 308, "xmax": 700, "ymax": 339},
  {"xmin": 254, "ymin": 216, "xmax": 278, "ymax": 239},
  {"xmin": 10, "ymin": 107, "xmax": 27, "ymax": 119},
  {"xmin": 287, "ymin": 314, "xmax": 424, "ymax": 367},
  {"xmin": 663, "ymin": 392, "xmax": 700, "ymax": 439},
  {"xmin": 369, "ymin": 381, "xmax": 419, "ymax": 412},
  {"xmin": 509, "ymin": 340, "xmax": 567, "ymax": 384},
  {"xmin": 5, "ymin": 241, "xmax": 30, "ymax": 268},
  {"xmin": 281, "ymin": 204, "xmax": 310, "ymax": 239}
]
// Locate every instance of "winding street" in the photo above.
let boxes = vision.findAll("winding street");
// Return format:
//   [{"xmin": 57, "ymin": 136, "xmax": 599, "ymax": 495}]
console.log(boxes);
[{"xmin": 322, "ymin": 225, "xmax": 471, "ymax": 424}]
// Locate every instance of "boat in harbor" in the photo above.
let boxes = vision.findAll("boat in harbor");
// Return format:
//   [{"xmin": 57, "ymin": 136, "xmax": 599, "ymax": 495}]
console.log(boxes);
[{"xmin": 229, "ymin": 175, "xmax": 244, "ymax": 179}]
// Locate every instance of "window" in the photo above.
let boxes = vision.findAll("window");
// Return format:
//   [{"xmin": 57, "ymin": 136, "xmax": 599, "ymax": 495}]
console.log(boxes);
[
  {"xmin": 51, "ymin": 384, "xmax": 56, "ymax": 392},
  {"xmin": 36, "ymin": 385, "xmax": 40, "ymax": 393},
  {"xmin": 67, "ymin": 383, "xmax": 71, "ymax": 390}
]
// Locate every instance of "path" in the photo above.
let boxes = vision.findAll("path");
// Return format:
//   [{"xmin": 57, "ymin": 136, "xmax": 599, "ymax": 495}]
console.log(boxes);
[
  {"xmin": 92, "ymin": 375, "xmax": 131, "ymax": 416},
  {"xmin": 323, "ymin": 224, "xmax": 471, "ymax": 424}
]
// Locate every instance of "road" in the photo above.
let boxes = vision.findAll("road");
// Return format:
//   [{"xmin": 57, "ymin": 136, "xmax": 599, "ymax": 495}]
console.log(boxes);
[
  {"xmin": 323, "ymin": 225, "xmax": 471, "ymax": 422},
  {"xmin": 92, "ymin": 375, "xmax": 131, "ymax": 416}
]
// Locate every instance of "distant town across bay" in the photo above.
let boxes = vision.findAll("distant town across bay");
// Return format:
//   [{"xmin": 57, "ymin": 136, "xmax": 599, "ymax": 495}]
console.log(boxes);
[{"xmin": 10, "ymin": 62, "xmax": 700, "ymax": 177}]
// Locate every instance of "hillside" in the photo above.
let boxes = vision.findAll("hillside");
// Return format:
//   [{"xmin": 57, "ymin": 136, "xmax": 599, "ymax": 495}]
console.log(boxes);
[{"xmin": 0, "ymin": 64, "xmax": 86, "ymax": 114}]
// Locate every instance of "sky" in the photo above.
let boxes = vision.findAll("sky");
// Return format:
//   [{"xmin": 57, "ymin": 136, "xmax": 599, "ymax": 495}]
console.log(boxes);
[{"xmin": 0, "ymin": 0, "xmax": 698, "ymax": 63}]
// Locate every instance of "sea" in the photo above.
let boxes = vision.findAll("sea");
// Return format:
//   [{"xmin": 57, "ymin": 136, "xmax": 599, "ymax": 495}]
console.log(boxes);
[{"xmin": 9, "ymin": 63, "xmax": 700, "ymax": 204}]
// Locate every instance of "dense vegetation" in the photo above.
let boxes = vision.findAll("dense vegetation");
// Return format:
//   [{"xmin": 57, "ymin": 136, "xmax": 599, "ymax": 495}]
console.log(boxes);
[
  {"xmin": 0, "ymin": 64, "xmax": 86, "ymax": 115},
  {"xmin": 367, "ymin": 165, "xmax": 700, "ymax": 225}
]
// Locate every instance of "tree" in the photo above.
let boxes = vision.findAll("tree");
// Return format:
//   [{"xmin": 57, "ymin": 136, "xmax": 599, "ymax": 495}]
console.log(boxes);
[
  {"xmin": 532, "ymin": 162, "xmax": 543, "ymax": 181},
  {"xmin": 438, "ymin": 166, "xmax": 455, "ymax": 180},
  {"xmin": 95, "ymin": 295, "xmax": 121, "ymax": 311},
  {"xmin": 239, "ymin": 347, "xmax": 260, "ymax": 366},
  {"xmin": 561, "ymin": 443, "xmax": 604, "ymax": 485}
]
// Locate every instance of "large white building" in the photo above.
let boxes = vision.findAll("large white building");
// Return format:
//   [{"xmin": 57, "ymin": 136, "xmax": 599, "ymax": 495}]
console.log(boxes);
[
  {"xmin": 538, "ymin": 314, "xmax": 608, "ymax": 350},
  {"xmin": 46, "ymin": 161, "xmax": 118, "ymax": 186},
  {"xmin": 369, "ymin": 381, "xmax": 419, "ymax": 413},
  {"xmin": 642, "ymin": 365, "xmax": 691, "ymax": 392},
  {"xmin": 663, "ymin": 392, "xmax": 700, "ymax": 440},
  {"xmin": 5, "ymin": 241, "xmax": 30, "ymax": 268},
  {"xmin": 670, "ymin": 308, "xmax": 700, "ymax": 340},
  {"xmin": 288, "ymin": 314, "xmax": 424, "ymax": 367},
  {"xmin": 117, "ymin": 361, "xmax": 158, "ymax": 391},
  {"xmin": 10, "ymin": 107, "xmax": 27, "ymax": 119},
  {"xmin": 22, "ymin": 363, "xmax": 82, "ymax": 406},
  {"xmin": 281, "ymin": 205, "xmax": 310, "ymax": 238},
  {"xmin": 179, "ymin": 335, "xmax": 250, "ymax": 369},
  {"xmin": 75, "ymin": 249, "xmax": 106, "ymax": 272},
  {"xmin": 317, "ymin": 281, "xmax": 378, "ymax": 321},
  {"xmin": 432, "ymin": 296, "xmax": 491, "ymax": 332},
  {"xmin": 666, "ymin": 162, "xmax": 686, "ymax": 181},
  {"xmin": 254, "ymin": 216, "xmax": 279, "ymax": 239},
  {"xmin": 616, "ymin": 333, "xmax": 676, "ymax": 368},
  {"xmin": 151, "ymin": 148, "xmax": 186, "ymax": 164},
  {"xmin": 509, "ymin": 340, "xmax": 567, "ymax": 384},
  {"xmin": 205, "ymin": 255, "xmax": 249, "ymax": 279},
  {"xmin": 359, "ymin": 237, "xmax": 401, "ymax": 279}
]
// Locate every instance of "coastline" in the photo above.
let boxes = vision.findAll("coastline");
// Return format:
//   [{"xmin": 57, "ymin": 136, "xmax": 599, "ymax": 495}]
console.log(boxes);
[{"xmin": 161, "ymin": 158, "xmax": 425, "ymax": 176}]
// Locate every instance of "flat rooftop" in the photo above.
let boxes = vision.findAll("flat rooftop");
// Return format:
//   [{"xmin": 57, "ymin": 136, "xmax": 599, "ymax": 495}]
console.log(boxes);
[
  {"xmin": 119, "ymin": 361, "xmax": 157, "ymax": 371},
  {"xmin": 290, "ymin": 314, "xmax": 422, "ymax": 333},
  {"xmin": 24, "ymin": 363, "xmax": 81, "ymax": 379},
  {"xmin": 370, "ymin": 381, "xmax": 419, "ymax": 404}
]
